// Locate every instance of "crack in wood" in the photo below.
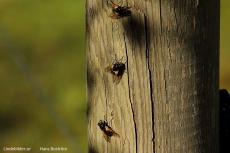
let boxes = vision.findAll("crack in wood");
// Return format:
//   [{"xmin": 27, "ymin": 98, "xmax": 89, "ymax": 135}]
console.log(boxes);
[
  {"xmin": 123, "ymin": 32, "xmax": 138, "ymax": 152},
  {"xmin": 143, "ymin": 11, "xmax": 155, "ymax": 152}
]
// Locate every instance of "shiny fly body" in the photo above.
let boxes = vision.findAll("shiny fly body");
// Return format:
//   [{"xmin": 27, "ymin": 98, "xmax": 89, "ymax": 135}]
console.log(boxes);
[
  {"xmin": 108, "ymin": 1, "xmax": 131, "ymax": 19},
  {"xmin": 105, "ymin": 56, "xmax": 126, "ymax": 84},
  {"xmin": 98, "ymin": 120, "xmax": 120, "ymax": 142}
]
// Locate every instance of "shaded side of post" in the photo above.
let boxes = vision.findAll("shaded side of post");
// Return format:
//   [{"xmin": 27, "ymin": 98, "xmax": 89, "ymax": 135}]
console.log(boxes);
[{"xmin": 147, "ymin": 0, "xmax": 220, "ymax": 152}]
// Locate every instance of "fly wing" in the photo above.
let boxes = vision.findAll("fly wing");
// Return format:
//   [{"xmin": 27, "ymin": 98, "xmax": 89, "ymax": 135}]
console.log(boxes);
[
  {"xmin": 108, "ymin": 3, "xmax": 119, "ymax": 9},
  {"xmin": 109, "ymin": 12, "xmax": 122, "ymax": 19},
  {"xmin": 102, "ymin": 131, "xmax": 111, "ymax": 143},
  {"xmin": 112, "ymin": 71, "xmax": 122, "ymax": 84},
  {"xmin": 112, "ymin": 132, "xmax": 120, "ymax": 138},
  {"xmin": 105, "ymin": 65, "xmax": 113, "ymax": 73},
  {"xmin": 114, "ymin": 75, "xmax": 123, "ymax": 84},
  {"xmin": 113, "ymin": 70, "xmax": 125, "ymax": 84},
  {"xmin": 105, "ymin": 126, "xmax": 120, "ymax": 138}
]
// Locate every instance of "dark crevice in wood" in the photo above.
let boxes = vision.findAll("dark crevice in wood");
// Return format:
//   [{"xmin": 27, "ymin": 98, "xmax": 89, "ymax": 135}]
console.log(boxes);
[
  {"xmin": 123, "ymin": 32, "xmax": 138, "ymax": 152},
  {"xmin": 144, "ymin": 11, "xmax": 155, "ymax": 152},
  {"xmin": 159, "ymin": 0, "xmax": 163, "ymax": 35},
  {"xmin": 129, "ymin": 100, "xmax": 137, "ymax": 152}
]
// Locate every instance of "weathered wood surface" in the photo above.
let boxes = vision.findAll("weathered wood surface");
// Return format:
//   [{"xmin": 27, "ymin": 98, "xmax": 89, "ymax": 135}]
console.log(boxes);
[{"xmin": 86, "ymin": 0, "xmax": 219, "ymax": 152}]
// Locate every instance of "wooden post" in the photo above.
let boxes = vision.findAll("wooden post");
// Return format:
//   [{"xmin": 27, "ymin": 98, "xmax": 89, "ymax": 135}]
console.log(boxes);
[{"xmin": 86, "ymin": 0, "xmax": 219, "ymax": 152}]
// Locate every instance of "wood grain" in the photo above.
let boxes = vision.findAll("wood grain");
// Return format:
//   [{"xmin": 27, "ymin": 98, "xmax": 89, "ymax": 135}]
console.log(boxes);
[{"xmin": 87, "ymin": 0, "xmax": 219, "ymax": 152}]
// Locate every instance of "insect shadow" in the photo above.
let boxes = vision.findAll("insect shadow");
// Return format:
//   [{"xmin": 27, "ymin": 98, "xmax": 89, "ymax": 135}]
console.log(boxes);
[{"xmin": 122, "ymin": 13, "xmax": 147, "ymax": 53}]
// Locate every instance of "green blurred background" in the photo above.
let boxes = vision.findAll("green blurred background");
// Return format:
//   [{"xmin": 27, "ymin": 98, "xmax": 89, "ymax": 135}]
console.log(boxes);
[
  {"xmin": 0, "ymin": 0, "xmax": 86, "ymax": 152},
  {"xmin": 0, "ymin": 0, "xmax": 229, "ymax": 153}
]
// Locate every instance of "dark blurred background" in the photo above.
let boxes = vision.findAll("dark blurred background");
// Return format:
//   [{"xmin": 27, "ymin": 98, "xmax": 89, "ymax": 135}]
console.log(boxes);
[{"xmin": 0, "ymin": 0, "xmax": 229, "ymax": 153}]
